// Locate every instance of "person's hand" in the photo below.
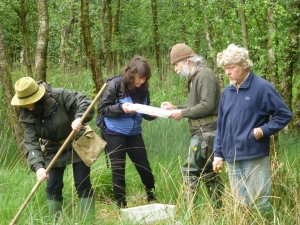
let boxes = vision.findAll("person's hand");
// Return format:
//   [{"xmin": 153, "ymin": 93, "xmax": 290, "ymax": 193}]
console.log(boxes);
[
  {"xmin": 168, "ymin": 109, "xmax": 183, "ymax": 120},
  {"xmin": 36, "ymin": 168, "xmax": 48, "ymax": 182},
  {"xmin": 71, "ymin": 118, "xmax": 82, "ymax": 131},
  {"xmin": 253, "ymin": 127, "xmax": 263, "ymax": 140},
  {"xmin": 212, "ymin": 158, "xmax": 224, "ymax": 173},
  {"xmin": 122, "ymin": 103, "xmax": 137, "ymax": 113},
  {"xmin": 161, "ymin": 102, "xmax": 176, "ymax": 110}
]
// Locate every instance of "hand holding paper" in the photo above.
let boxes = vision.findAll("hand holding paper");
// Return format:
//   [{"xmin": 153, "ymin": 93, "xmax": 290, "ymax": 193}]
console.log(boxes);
[
  {"xmin": 122, "ymin": 103, "xmax": 138, "ymax": 113},
  {"xmin": 161, "ymin": 102, "xmax": 177, "ymax": 110}
]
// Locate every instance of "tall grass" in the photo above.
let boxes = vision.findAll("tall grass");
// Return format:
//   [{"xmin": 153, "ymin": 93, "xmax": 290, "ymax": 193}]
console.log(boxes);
[{"xmin": 1, "ymin": 69, "xmax": 299, "ymax": 224}]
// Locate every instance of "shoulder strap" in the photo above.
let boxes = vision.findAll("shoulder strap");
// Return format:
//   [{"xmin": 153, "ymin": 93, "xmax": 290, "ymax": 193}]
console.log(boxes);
[
  {"xmin": 37, "ymin": 80, "xmax": 52, "ymax": 95},
  {"xmin": 106, "ymin": 75, "xmax": 121, "ymax": 100}
]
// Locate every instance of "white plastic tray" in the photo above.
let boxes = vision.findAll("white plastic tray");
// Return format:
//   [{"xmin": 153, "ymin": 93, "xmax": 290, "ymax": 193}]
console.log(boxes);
[{"xmin": 121, "ymin": 203, "xmax": 175, "ymax": 224}]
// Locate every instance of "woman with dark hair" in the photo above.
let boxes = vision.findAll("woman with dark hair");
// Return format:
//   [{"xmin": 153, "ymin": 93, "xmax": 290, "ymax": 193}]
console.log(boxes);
[
  {"xmin": 96, "ymin": 55, "xmax": 156, "ymax": 208},
  {"xmin": 11, "ymin": 77, "xmax": 95, "ymax": 222}
]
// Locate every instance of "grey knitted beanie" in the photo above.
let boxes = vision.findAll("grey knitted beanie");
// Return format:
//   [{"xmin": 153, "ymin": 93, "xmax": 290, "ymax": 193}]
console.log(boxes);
[{"xmin": 170, "ymin": 43, "xmax": 196, "ymax": 65}]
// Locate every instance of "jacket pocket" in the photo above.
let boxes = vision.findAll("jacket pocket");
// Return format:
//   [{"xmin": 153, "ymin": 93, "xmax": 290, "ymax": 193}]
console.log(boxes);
[{"xmin": 247, "ymin": 129, "xmax": 256, "ymax": 142}]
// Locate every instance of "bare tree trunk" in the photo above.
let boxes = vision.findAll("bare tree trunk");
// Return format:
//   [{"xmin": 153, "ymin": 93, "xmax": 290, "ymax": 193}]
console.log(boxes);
[
  {"xmin": 265, "ymin": 1, "xmax": 280, "ymax": 162},
  {"xmin": 111, "ymin": 0, "xmax": 120, "ymax": 74},
  {"xmin": 266, "ymin": 2, "xmax": 277, "ymax": 88},
  {"xmin": 81, "ymin": 0, "xmax": 104, "ymax": 92},
  {"xmin": 99, "ymin": 0, "xmax": 108, "ymax": 72},
  {"xmin": 75, "ymin": 18, "xmax": 85, "ymax": 70},
  {"xmin": 288, "ymin": 2, "xmax": 300, "ymax": 130},
  {"xmin": 60, "ymin": 0, "xmax": 76, "ymax": 73},
  {"xmin": 12, "ymin": 0, "xmax": 33, "ymax": 76},
  {"xmin": 203, "ymin": 15, "xmax": 223, "ymax": 89},
  {"xmin": 238, "ymin": 0, "xmax": 249, "ymax": 49},
  {"xmin": 280, "ymin": 1, "xmax": 300, "ymax": 130},
  {"xmin": 35, "ymin": 0, "xmax": 49, "ymax": 81},
  {"xmin": 0, "ymin": 22, "xmax": 26, "ymax": 162},
  {"xmin": 60, "ymin": 28, "xmax": 68, "ymax": 72},
  {"xmin": 293, "ymin": 83, "xmax": 300, "ymax": 129},
  {"xmin": 151, "ymin": 0, "xmax": 161, "ymax": 80},
  {"xmin": 99, "ymin": 0, "xmax": 115, "ymax": 73}
]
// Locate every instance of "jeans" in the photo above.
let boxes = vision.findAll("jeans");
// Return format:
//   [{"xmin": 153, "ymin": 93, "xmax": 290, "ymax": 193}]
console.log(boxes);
[{"xmin": 227, "ymin": 156, "xmax": 271, "ymax": 214}]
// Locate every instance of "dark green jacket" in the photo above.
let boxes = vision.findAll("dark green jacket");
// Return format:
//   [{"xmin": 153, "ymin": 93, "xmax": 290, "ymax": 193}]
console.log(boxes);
[
  {"xmin": 178, "ymin": 67, "xmax": 220, "ymax": 135},
  {"xmin": 19, "ymin": 86, "xmax": 94, "ymax": 172}
]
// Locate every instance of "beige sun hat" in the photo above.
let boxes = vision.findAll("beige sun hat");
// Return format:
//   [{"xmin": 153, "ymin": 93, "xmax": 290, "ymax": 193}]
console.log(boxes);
[{"xmin": 11, "ymin": 77, "xmax": 46, "ymax": 106}]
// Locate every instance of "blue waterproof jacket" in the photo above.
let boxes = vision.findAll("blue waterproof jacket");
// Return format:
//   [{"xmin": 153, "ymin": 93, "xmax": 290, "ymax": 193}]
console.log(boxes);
[
  {"xmin": 214, "ymin": 71, "xmax": 292, "ymax": 162},
  {"xmin": 96, "ymin": 75, "xmax": 154, "ymax": 136}
]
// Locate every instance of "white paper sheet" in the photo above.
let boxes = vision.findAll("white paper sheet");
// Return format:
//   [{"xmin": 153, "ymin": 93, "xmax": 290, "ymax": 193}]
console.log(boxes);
[{"xmin": 128, "ymin": 104, "xmax": 171, "ymax": 118}]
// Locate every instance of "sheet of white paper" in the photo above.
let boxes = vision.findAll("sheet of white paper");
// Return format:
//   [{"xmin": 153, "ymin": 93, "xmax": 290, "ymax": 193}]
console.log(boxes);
[{"xmin": 128, "ymin": 104, "xmax": 171, "ymax": 118}]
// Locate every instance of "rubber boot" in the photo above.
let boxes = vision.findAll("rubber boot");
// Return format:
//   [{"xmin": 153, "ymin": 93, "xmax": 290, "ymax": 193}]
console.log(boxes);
[
  {"xmin": 184, "ymin": 177, "xmax": 199, "ymax": 207},
  {"xmin": 47, "ymin": 199, "xmax": 62, "ymax": 222},
  {"xmin": 205, "ymin": 177, "xmax": 224, "ymax": 209},
  {"xmin": 146, "ymin": 188, "xmax": 156, "ymax": 203},
  {"xmin": 80, "ymin": 197, "xmax": 95, "ymax": 222},
  {"xmin": 116, "ymin": 198, "xmax": 127, "ymax": 208}
]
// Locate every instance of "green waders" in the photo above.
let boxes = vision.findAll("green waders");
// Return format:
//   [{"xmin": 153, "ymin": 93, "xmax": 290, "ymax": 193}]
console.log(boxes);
[
  {"xmin": 47, "ymin": 197, "xmax": 95, "ymax": 222},
  {"xmin": 182, "ymin": 134, "xmax": 223, "ymax": 208},
  {"xmin": 47, "ymin": 199, "xmax": 62, "ymax": 221},
  {"xmin": 80, "ymin": 197, "xmax": 96, "ymax": 221}
]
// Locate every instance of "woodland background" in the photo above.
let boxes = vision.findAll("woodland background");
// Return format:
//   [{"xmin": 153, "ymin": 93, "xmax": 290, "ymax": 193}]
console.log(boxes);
[
  {"xmin": 0, "ymin": 0, "xmax": 300, "ymax": 152},
  {"xmin": 0, "ymin": 0, "xmax": 299, "ymax": 224}
]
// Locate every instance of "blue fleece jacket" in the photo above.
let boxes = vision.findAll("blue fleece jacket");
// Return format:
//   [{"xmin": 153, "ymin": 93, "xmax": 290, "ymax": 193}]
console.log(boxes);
[{"xmin": 214, "ymin": 71, "xmax": 292, "ymax": 163}]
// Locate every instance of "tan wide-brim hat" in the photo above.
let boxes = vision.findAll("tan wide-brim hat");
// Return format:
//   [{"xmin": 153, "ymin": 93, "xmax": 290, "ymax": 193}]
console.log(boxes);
[{"xmin": 11, "ymin": 77, "xmax": 46, "ymax": 106}]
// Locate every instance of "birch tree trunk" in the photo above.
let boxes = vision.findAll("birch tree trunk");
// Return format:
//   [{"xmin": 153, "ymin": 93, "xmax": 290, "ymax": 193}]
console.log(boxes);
[
  {"xmin": 238, "ymin": 0, "xmax": 249, "ymax": 49},
  {"xmin": 12, "ymin": 0, "xmax": 33, "ymax": 76},
  {"xmin": 280, "ymin": 1, "xmax": 300, "ymax": 130},
  {"xmin": 151, "ymin": 0, "xmax": 161, "ymax": 81},
  {"xmin": 0, "ymin": 23, "xmax": 25, "ymax": 160},
  {"xmin": 203, "ymin": 15, "xmax": 223, "ymax": 89},
  {"xmin": 99, "ymin": 0, "xmax": 108, "ymax": 72},
  {"xmin": 35, "ymin": 0, "xmax": 49, "ymax": 81},
  {"xmin": 60, "ymin": 0, "xmax": 76, "ymax": 72},
  {"xmin": 287, "ymin": 1, "xmax": 300, "ymax": 130},
  {"xmin": 81, "ymin": 0, "xmax": 104, "ymax": 92},
  {"xmin": 266, "ymin": 3, "xmax": 277, "ymax": 88},
  {"xmin": 293, "ymin": 84, "xmax": 300, "ymax": 129},
  {"xmin": 265, "ymin": 1, "xmax": 280, "ymax": 165},
  {"xmin": 111, "ymin": 0, "xmax": 120, "ymax": 74},
  {"xmin": 100, "ymin": 0, "xmax": 120, "ymax": 74}
]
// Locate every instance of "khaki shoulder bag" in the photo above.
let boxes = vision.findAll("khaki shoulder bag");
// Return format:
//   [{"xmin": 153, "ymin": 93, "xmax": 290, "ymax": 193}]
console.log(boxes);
[{"xmin": 72, "ymin": 125, "xmax": 107, "ymax": 166}]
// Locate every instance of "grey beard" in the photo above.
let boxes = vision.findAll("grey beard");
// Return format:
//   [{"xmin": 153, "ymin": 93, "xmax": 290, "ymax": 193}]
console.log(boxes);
[
  {"xmin": 230, "ymin": 80, "xmax": 237, "ymax": 86},
  {"xmin": 179, "ymin": 67, "xmax": 190, "ymax": 77}
]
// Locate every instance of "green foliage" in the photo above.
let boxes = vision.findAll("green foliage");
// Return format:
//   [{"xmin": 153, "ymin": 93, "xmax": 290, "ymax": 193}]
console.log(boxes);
[
  {"xmin": 149, "ymin": 68, "xmax": 187, "ymax": 107},
  {"xmin": 1, "ymin": 0, "xmax": 299, "ymax": 83}
]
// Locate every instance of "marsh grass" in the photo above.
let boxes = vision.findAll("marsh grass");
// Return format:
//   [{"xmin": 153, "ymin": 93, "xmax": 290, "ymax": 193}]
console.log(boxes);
[{"xmin": 1, "ymin": 70, "xmax": 299, "ymax": 224}]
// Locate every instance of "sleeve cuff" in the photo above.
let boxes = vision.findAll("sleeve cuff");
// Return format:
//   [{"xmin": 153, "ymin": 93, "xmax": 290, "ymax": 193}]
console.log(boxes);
[
  {"xmin": 34, "ymin": 164, "xmax": 44, "ymax": 172},
  {"xmin": 214, "ymin": 157, "xmax": 224, "ymax": 161}
]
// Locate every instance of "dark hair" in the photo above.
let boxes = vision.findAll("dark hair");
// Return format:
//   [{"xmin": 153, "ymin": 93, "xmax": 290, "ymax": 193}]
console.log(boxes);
[{"xmin": 121, "ymin": 55, "xmax": 151, "ymax": 91}]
